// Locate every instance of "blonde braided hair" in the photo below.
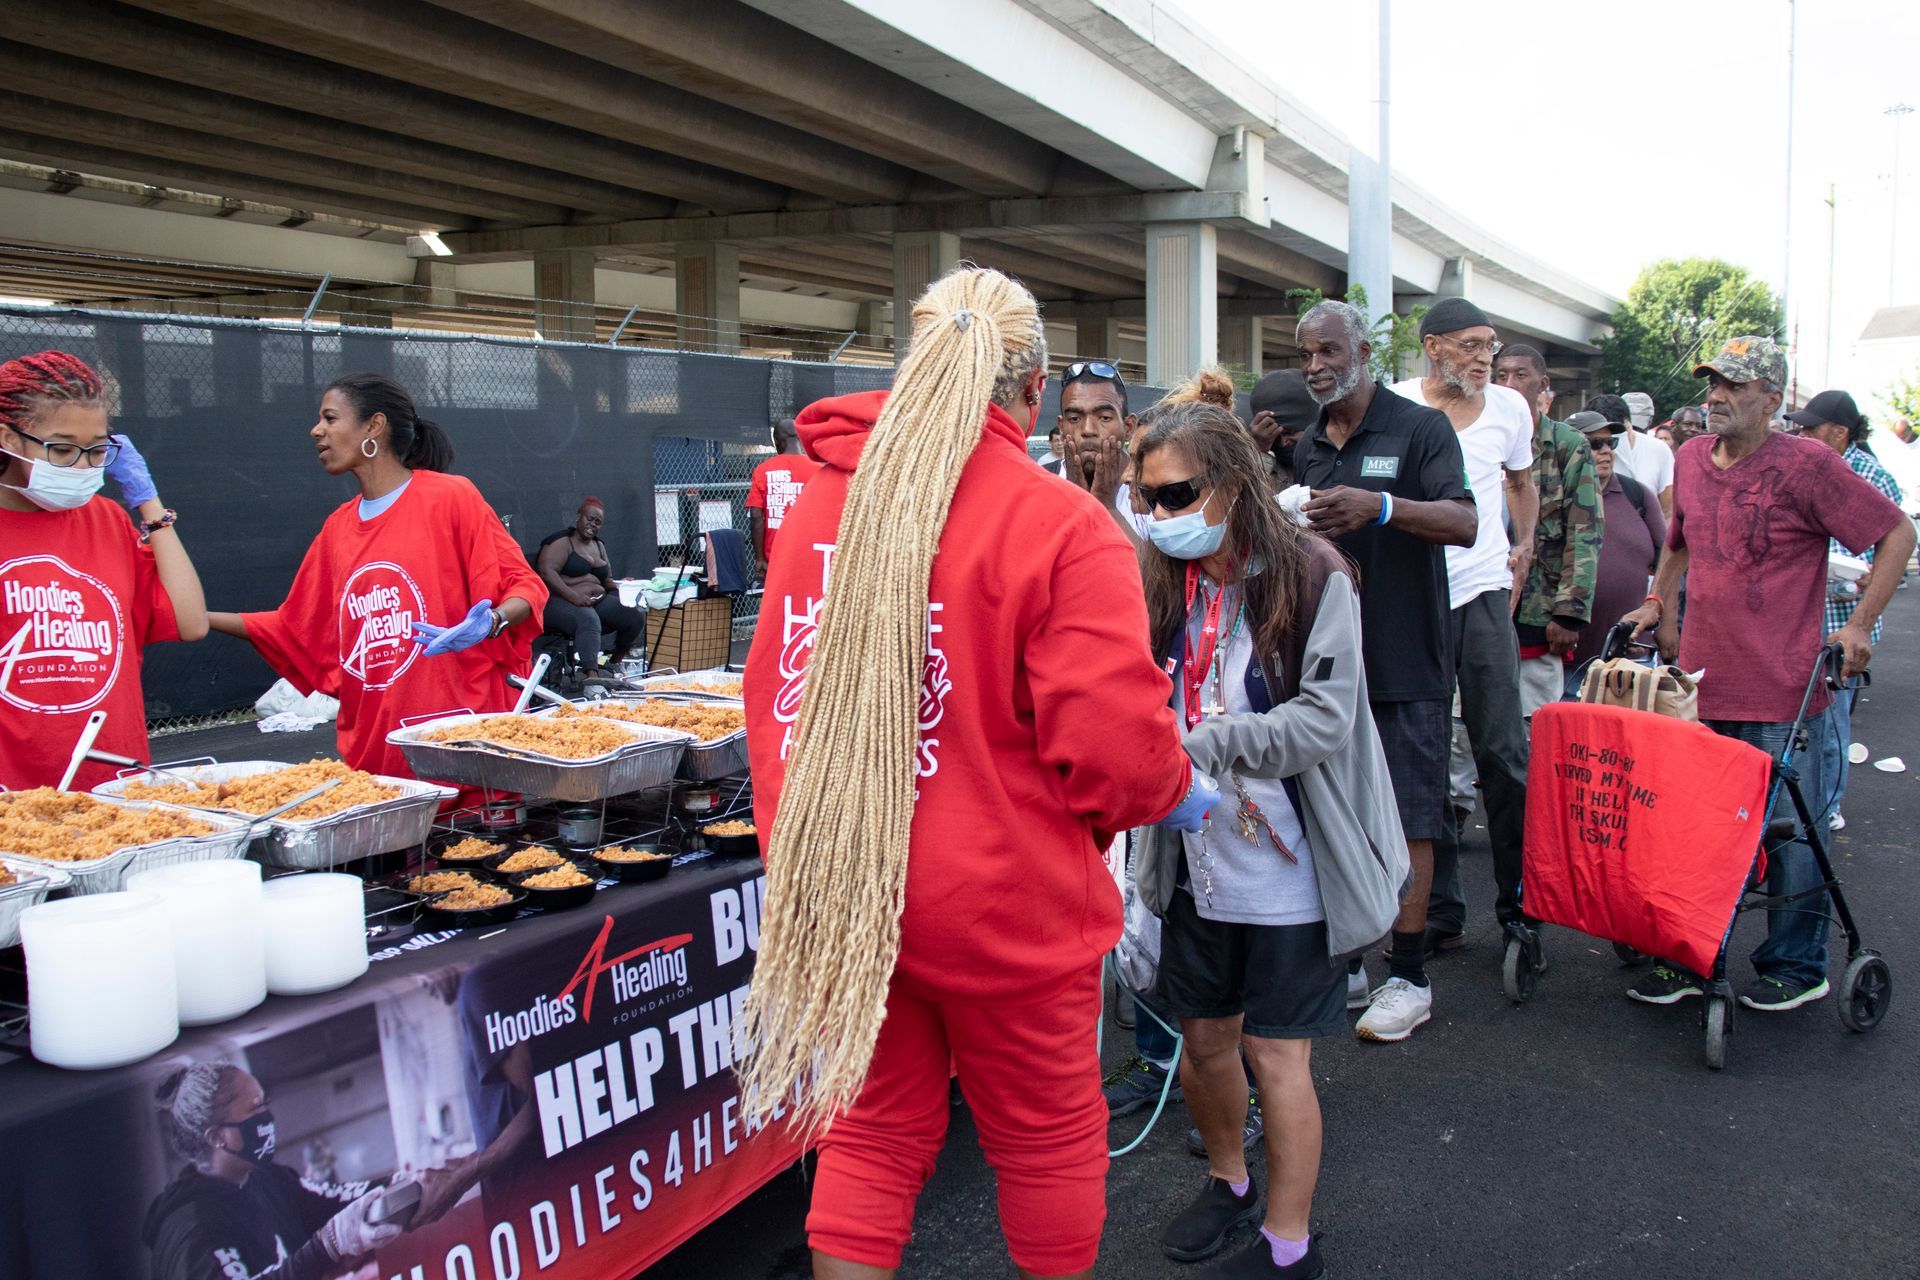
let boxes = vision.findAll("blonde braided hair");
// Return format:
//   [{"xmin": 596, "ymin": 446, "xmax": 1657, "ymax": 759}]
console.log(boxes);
[{"xmin": 738, "ymin": 265, "xmax": 1045, "ymax": 1132}]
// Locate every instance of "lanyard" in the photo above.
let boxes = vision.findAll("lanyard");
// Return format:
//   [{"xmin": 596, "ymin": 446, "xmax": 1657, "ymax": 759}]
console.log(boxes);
[{"xmin": 1182, "ymin": 564, "xmax": 1239, "ymax": 730}]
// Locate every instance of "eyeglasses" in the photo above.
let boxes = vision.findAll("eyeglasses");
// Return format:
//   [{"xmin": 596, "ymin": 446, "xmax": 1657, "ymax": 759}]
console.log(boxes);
[
  {"xmin": 1441, "ymin": 335, "xmax": 1503, "ymax": 358},
  {"xmin": 1063, "ymin": 360, "xmax": 1125, "ymax": 386},
  {"xmin": 1135, "ymin": 475, "xmax": 1209, "ymax": 513},
  {"xmin": 6, "ymin": 426, "xmax": 120, "ymax": 469},
  {"xmin": 1585, "ymin": 436, "xmax": 1616, "ymax": 453}
]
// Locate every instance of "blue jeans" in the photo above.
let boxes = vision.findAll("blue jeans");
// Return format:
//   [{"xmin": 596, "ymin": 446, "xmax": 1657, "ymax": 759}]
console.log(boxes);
[
  {"xmin": 1707, "ymin": 709, "xmax": 1840, "ymax": 987},
  {"xmin": 1822, "ymin": 687, "xmax": 1855, "ymax": 815},
  {"xmin": 1134, "ymin": 993, "xmax": 1179, "ymax": 1064}
]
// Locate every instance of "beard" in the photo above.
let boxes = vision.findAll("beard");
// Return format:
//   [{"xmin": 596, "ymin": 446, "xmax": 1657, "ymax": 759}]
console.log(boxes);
[
  {"xmin": 1307, "ymin": 362, "xmax": 1363, "ymax": 406},
  {"xmin": 1437, "ymin": 356, "xmax": 1483, "ymax": 394}
]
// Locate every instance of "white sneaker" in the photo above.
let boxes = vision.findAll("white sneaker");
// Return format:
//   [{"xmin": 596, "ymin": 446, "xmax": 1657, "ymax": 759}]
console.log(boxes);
[
  {"xmin": 1346, "ymin": 967, "xmax": 1372, "ymax": 1011},
  {"xmin": 1829, "ymin": 810, "xmax": 1846, "ymax": 832},
  {"xmin": 1355, "ymin": 976, "xmax": 1433, "ymax": 1042}
]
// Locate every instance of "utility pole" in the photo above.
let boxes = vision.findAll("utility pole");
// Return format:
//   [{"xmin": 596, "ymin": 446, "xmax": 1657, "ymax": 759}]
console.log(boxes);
[
  {"xmin": 1783, "ymin": 0, "xmax": 1796, "ymax": 349},
  {"xmin": 1824, "ymin": 182, "xmax": 1837, "ymax": 386},
  {"xmin": 1887, "ymin": 102, "xmax": 1913, "ymax": 304}
]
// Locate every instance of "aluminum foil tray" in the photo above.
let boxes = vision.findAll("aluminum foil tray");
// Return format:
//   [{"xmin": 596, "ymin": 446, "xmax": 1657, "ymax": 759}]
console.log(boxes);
[
  {"xmin": 385, "ymin": 713, "xmax": 693, "ymax": 803},
  {"xmin": 0, "ymin": 857, "xmax": 73, "ymax": 947},
  {"xmin": 582, "ymin": 694, "xmax": 749, "ymax": 781},
  {"xmin": 95, "ymin": 762, "xmax": 456, "ymax": 869},
  {"xmin": 0, "ymin": 799, "xmax": 254, "ymax": 895},
  {"xmin": 631, "ymin": 668, "xmax": 746, "ymax": 700}
]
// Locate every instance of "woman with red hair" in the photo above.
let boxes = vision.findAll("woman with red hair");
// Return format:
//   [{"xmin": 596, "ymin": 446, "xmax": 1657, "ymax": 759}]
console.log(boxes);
[{"xmin": 0, "ymin": 349, "xmax": 207, "ymax": 790}]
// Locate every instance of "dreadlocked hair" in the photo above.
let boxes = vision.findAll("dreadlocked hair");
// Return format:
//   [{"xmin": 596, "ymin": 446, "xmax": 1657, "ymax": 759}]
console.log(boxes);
[
  {"xmin": 0, "ymin": 350, "xmax": 104, "ymax": 432},
  {"xmin": 737, "ymin": 264, "xmax": 1045, "ymax": 1134},
  {"xmin": 1137, "ymin": 400, "xmax": 1305, "ymax": 658}
]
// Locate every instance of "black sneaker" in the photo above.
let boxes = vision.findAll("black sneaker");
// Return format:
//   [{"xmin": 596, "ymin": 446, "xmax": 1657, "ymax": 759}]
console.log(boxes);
[
  {"xmin": 1197, "ymin": 1235, "xmax": 1325, "ymax": 1279},
  {"xmin": 1103, "ymin": 1055, "xmax": 1180, "ymax": 1118},
  {"xmin": 1739, "ymin": 974, "xmax": 1830, "ymax": 1011},
  {"xmin": 1626, "ymin": 965, "xmax": 1703, "ymax": 1005},
  {"xmin": 1161, "ymin": 1175, "xmax": 1261, "ymax": 1262},
  {"xmin": 1187, "ymin": 1092, "xmax": 1263, "ymax": 1157}
]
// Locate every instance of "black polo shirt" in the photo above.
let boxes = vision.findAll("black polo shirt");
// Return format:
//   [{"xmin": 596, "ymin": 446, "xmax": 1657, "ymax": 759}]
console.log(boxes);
[{"xmin": 1296, "ymin": 383, "xmax": 1469, "ymax": 702}]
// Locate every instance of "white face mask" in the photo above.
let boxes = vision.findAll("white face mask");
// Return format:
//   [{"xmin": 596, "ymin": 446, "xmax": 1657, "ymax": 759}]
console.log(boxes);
[{"xmin": 0, "ymin": 444, "xmax": 105, "ymax": 510}]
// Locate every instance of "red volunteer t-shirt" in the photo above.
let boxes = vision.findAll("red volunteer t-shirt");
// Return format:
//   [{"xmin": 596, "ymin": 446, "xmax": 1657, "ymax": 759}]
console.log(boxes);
[
  {"xmin": 1668, "ymin": 432, "xmax": 1903, "ymax": 721},
  {"xmin": 744, "ymin": 391, "xmax": 1192, "ymax": 999},
  {"xmin": 241, "ymin": 471, "xmax": 548, "ymax": 779},
  {"xmin": 0, "ymin": 497, "xmax": 179, "ymax": 791},
  {"xmin": 743, "ymin": 452, "xmax": 822, "ymax": 561}
]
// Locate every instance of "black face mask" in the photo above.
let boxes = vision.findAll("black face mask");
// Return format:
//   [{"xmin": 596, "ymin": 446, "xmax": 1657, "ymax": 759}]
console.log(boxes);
[{"xmin": 223, "ymin": 1110, "xmax": 277, "ymax": 1164}]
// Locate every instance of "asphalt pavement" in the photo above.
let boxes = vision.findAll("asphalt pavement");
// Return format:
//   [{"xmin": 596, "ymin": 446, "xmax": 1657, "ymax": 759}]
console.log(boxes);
[{"xmin": 642, "ymin": 587, "xmax": 1920, "ymax": 1280}]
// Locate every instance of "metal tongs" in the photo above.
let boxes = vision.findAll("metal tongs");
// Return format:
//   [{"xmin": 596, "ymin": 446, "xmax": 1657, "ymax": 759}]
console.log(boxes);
[{"xmin": 507, "ymin": 652, "xmax": 566, "ymax": 710}]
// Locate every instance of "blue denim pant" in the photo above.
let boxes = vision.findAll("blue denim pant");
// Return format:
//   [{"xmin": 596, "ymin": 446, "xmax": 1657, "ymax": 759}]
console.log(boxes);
[
  {"xmin": 1822, "ymin": 687, "xmax": 1855, "ymax": 815},
  {"xmin": 1134, "ymin": 993, "xmax": 1179, "ymax": 1064},
  {"xmin": 1707, "ymin": 709, "xmax": 1840, "ymax": 987}
]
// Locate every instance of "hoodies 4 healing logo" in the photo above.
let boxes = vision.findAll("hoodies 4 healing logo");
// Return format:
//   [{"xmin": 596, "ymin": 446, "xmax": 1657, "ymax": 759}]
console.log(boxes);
[
  {"xmin": 337, "ymin": 561, "xmax": 428, "ymax": 690},
  {"xmin": 774, "ymin": 542, "xmax": 952, "ymax": 780},
  {"xmin": 0, "ymin": 555, "xmax": 126, "ymax": 714}
]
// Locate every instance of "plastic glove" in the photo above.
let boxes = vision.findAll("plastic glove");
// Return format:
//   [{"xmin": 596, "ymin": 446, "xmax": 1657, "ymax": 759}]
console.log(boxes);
[
  {"xmin": 106, "ymin": 434, "xmax": 157, "ymax": 508},
  {"xmin": 411, "ymin": 599, "xmax": 494, "ymax": 656},
  {"xmin": 318, "ymin": 1188, "xmax": 406, "ymax": 1261},
  {"xmin": 1158, "ymin": 769, "xmax": 1221, "ymax": 832}
]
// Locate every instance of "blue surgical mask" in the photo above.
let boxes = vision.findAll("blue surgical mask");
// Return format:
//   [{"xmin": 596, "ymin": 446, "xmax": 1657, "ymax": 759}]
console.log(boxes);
[
  {"xmin": 1145, "ymin": 490, "xmax": 1231, "ymax": 560},
  {"xmin": 0, "ymin": 445, "xmax": 104, "ymax": 511}
]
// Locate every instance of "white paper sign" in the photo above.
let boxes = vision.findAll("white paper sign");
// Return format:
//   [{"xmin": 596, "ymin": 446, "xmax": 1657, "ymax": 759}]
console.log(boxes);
[
  {"xmin": 655, "ymin": 492, "xmax": 681, "ymax": 545},
  {"xmin": 697, "ymin": 500, "xmax": 733, "ymax": 534}
]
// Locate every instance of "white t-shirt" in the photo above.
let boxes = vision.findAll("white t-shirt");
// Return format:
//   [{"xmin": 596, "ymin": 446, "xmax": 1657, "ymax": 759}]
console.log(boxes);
[
  {"xmin": 1391, "ymin": 379, "xmax": 1535, "ymax": 608},
  {"xmin": 1612, "ymin": 429, "xmax": 1675, "ymax": 497}
]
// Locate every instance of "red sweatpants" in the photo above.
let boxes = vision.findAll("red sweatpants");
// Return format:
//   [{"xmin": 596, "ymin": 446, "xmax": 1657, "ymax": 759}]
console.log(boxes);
[{"xmin": 806, "ymin": 964, "xmax": 1108, "ymax": 1275}]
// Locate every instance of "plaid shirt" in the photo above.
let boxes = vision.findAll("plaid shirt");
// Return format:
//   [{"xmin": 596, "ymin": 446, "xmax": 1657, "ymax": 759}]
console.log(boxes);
[{"xmin": 1826, "ymin": 444, "xmax": 1905, "ymax": 640}]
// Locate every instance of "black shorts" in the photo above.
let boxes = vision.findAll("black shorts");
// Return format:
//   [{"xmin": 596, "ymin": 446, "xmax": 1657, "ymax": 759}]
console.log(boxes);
[
  {"xmin": 1154, "ymin": 890, "xmax": 1346, "ymax": 1039},
  {"xmin": 1370, "ymin": 696, "xmax": 1450, "ymax": 840}
]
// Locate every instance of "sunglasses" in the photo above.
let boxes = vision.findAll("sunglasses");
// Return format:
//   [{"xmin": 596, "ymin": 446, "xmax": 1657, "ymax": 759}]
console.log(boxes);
[
  {"xmin": 1585, "ymin": 436, "xmax": 1616, "ymax": 452},
  {"xmin": 1063, "ymin": 360, "xmax": 1124, "ymax": 386},
  {"xmin": 1135, "ymin": 475, "xmax": 1210, "ymax": 513}
]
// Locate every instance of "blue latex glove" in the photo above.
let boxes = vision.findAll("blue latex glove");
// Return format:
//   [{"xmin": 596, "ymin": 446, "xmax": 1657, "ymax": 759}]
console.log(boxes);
[
  {"xmin": 411, "ymin": 599, "xmax": 494, "ymax": 657},
  {"xmin": 1159, "ymin": 769, "xmax": 1221, "ymax": 833},
  {"xmin": 107, "ymin": 434, "xmax": 157, "ymax": 508}
]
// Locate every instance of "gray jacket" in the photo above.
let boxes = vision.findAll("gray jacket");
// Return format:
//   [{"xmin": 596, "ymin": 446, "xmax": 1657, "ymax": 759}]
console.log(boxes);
[{"xmin": 1136, "ymin": 563, "xmax": 1411, "ymax": 959}]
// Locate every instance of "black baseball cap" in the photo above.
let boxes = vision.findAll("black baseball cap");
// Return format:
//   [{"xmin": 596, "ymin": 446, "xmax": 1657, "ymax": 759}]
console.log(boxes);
[
  {"xmin": 1249, "ymin": 369, "xmax": 1318, "ymax": 432},
  {"xmin": 1566, "ymin": 410, "xmax": 1621, "ymax": 438},
  {"xmin": 1784, "ymin": 389, "xmax": 1863, "ymax": 432}
]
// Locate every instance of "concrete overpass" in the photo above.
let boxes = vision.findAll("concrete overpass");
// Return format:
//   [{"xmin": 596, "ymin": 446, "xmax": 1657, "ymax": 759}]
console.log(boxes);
[{"xmin": 0, "ymin": 0, "xmax": 1615, "ymax": 388}]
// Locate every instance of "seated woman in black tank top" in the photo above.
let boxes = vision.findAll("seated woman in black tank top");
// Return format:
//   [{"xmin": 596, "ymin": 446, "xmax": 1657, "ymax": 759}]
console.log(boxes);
[{"xmin": 535, "ymin": 496, "xmax": 645, "ymax": 677}]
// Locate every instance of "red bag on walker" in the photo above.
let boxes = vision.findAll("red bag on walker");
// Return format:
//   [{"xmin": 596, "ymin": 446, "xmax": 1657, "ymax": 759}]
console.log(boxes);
[{"xmin": 1524, "ymin": 703, "xmax": 1773, "ymax": 977}]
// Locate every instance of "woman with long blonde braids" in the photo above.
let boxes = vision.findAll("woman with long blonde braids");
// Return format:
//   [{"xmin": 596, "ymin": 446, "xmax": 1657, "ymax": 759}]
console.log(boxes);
[{"xmin": 741, "ymin": 264, "xmax": 1217, "ymax": 1279}]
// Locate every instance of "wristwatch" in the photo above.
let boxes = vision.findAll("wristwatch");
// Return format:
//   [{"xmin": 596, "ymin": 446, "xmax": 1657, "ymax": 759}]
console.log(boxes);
[{"xmin": 485, "ymin": 607, "xmax": 508, "ymax": 639}]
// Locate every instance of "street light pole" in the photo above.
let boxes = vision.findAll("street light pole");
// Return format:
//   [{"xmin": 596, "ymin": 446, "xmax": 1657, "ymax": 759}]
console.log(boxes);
[{"xmin": 1887, "ymin": 102, "xmax": 1913, "ymax": 304}]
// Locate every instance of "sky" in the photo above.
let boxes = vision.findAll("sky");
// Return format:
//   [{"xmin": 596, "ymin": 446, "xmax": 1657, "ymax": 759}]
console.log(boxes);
[{"xmin": 1178, "ymin": 0, "xmax": 1920, "ymax": 399}]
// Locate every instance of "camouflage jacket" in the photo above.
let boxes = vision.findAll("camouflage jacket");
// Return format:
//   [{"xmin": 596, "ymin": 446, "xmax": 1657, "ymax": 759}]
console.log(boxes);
[{"xmin": 1516, "ymin": 413, "xmax": 1603, "ymax": 629}]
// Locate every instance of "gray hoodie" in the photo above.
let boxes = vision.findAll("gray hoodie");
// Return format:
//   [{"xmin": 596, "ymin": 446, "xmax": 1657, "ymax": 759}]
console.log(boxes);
[{"xmin": 1135, "ymin": 543, "xmax": 1411, "ymax": 959}]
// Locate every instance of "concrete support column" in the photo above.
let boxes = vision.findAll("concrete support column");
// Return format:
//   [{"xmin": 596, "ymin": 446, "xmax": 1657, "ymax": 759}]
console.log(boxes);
[
  {"xmin": 1074, "ymin": 308, "xmax": 1122, "ymax": 360},
  {"xmin": 675, "ymin": 243, "xmax": 741, "ymax": 353},
  {"xmin": 102, "ymin": 318, "xmax": 147, "ymax": 419},
  {"xmin": 534, "ymin": 249, "xmax": 597, "ymax": 344},
  {"xmin": 1145, "ymin": 222, "xmax": 1218, "ymax": 388},
  {"xmin": 891, "ymin": 231, "xmax": 960, "ymax": 362},
  {"xmin": 1219, "ymin": 312, "xmax": 1264, "ymax": 377}
]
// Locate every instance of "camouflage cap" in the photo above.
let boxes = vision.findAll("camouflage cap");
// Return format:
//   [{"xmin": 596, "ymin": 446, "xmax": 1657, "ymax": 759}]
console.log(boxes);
[{"xmin": 1693, "ymin": 335, "xmax": 1788, "ymax": 387}]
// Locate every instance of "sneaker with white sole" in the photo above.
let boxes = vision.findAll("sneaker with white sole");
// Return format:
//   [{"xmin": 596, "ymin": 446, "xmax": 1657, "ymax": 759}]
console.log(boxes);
[
  {"xmin": 1346, "ymin": 968, "xmax": 1371, "ymax": 1011},
  {"xmin": 1829, "ymin": 810, "xmax": 1846, "ymax": 832},
  {"xmin": 1626, "ymin": 965, "xmax": 1702, "ymax": 1005},
  {"xmin": 1739, "ymin": 974, "xmax": 1830, "ymax": 1011},
  {"xmin": 1355, "ymin": 976, "xmax": 1432, "ymax": 1042}
]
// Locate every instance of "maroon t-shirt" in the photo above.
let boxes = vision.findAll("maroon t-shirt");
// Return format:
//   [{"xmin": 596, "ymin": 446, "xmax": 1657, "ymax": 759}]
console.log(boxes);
[{"xmin": 1668, "ymin": 432, "xmax": 1903, "ymax": 721}]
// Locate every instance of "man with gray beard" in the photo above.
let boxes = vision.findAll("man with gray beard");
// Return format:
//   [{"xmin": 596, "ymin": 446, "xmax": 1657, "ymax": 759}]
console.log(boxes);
[
  {"xmin": 1391, "ymin": 298, "xmax": 1539, "ymax": 970},
  {"xmin": 1294, "ymin": 300, "xmax": 1476, "ymax": 1043}
]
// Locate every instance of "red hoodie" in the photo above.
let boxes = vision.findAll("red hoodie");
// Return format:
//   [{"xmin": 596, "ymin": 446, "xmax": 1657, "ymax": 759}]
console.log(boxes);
[{"xmin": 743, "ymin": 390, "xmax": 1192, "ymax": 998}]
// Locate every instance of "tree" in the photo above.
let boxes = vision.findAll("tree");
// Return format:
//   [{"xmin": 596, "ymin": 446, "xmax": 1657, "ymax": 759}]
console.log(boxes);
[
  {"xmin": 1596, "ymin": 258, "xmax": 1783, "ymax": 418},
  {"xmin": 1883, "ymin": 368, "xmax": 1920, "ymax": 425},
  {"xmin": 1284, "ymin": 284, "xmax": 1428, "ymax": 383}
]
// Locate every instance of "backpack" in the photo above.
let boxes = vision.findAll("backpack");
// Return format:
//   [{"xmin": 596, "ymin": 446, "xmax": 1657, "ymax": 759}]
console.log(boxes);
[{"xmin": 1617, "ymin": 474, "xmax": 1649, "ymax": 520}]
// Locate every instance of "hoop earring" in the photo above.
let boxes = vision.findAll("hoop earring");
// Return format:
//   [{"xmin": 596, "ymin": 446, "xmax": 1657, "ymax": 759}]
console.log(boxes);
[{"xmin": 360, "ymin": 438, "xmax": 379, "ymax": 459}]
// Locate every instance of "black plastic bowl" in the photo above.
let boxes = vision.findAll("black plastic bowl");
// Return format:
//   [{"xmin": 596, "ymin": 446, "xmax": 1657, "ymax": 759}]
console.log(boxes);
[
  {"xmin": 419, "ymin": 885, "xmax": 526, "ymax": 926},
  {"xmin": 589, "ymin": 845, "xmax": 674, "ymax": 882},
  {"xmin": 489, "ymin": 845, "xmax": 572, "ymax": 876},
  {"xmin": 432, "ymin": 835, "xmax": 508, "ymax": 866},
  {"xmin": 509, "ymin": 866, "xmax": 598, "ymax": 910},
  {"xmin": 701, "ymin": 827, "xmax": 760, "ymax": 859}
]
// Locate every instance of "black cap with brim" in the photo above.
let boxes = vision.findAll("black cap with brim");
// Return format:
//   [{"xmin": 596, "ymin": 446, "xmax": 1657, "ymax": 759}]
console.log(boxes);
[
  {"xmin": 1566, "ymin": 410, "xmax": 1621, "ymax": 437},
  {"xmin": 1249, "ymin": 369, "xmax": 1318, "ymax": 431},
  {"xmin": 1784, "ymin": 388, "xmax": 1863, "ymax": 431}
]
